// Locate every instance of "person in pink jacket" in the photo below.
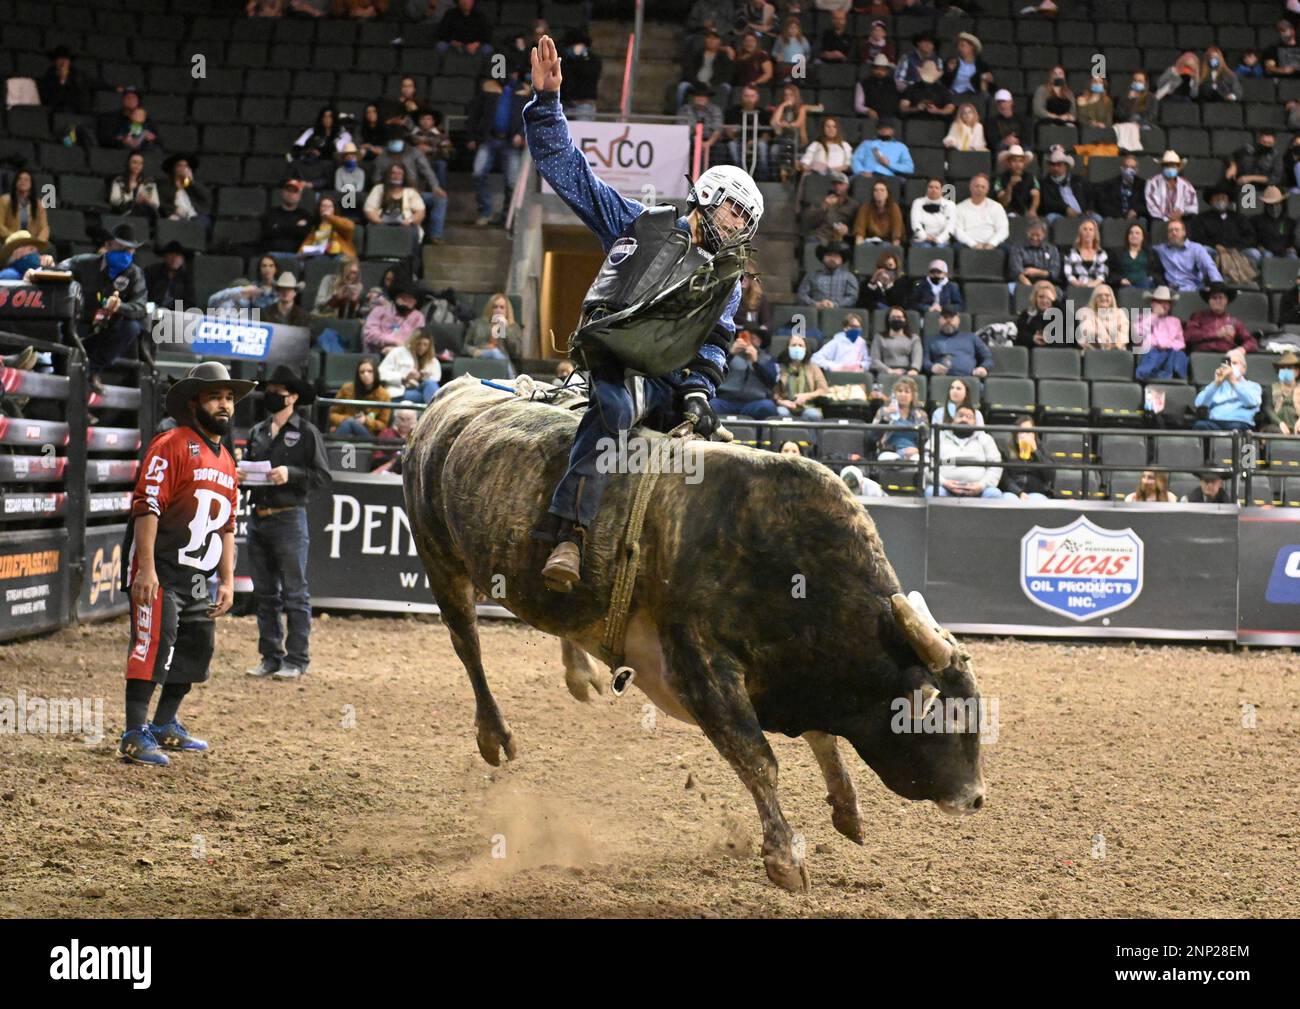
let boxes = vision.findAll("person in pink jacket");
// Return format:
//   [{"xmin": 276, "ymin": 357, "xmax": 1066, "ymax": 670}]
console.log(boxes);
[
  {"xmin": 1133, "ymin": 285, "xmax": 1188, "ymax": 380},
  {"xmin": 362, "ymin": 280, "xmax": 426, "ymax": 356}
]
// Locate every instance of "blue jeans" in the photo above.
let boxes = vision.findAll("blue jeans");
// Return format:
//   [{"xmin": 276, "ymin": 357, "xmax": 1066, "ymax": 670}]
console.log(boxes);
[
  {"xmin": 472, "ymin": 139, "xmax": 523, "ymax": 218},
  {"xmin": 82, "ymin": 316, "xmax": 142, "ymax": 376},
  {"xmin": 777, "ymin": 404, "xmax": 823, "ymax": 420},
  {"xmin": 710, "ymin": 396, "xmax": 780, "ymax": 418},
  {"xmin": 1192, "ymin": 418, "xmax": 1253, "ymax": 430},
  {"xmin": 335, "ymin": 417, "xmax": 372, "ymax": 439},
  {"xmin": 420, "ymin": 191, "xmax": 448, "ymax": 240},
  {"xmin": 400, "ymin": 379, "xmax": 440, "ymax": 403},
  {"xmin": 1002, "ymin": 490, "xmax": 1049, "ymax": 502},
  {"xmin": 1134, "ymin": 347, "xmax": 1188, "ymax": 381},
  {"xmin": 726, "ymin": 138, "xmax": 769, "ymax": 179},
  {"xmin": 248, "ymin": 507, "xmax": 312, "ymax": 671}
]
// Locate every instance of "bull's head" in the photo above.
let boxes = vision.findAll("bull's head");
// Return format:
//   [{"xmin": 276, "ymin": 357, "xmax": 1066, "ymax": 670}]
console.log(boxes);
[{"xmin": 843, "ymin": 592, "xmax": 986, "ymax": 816}]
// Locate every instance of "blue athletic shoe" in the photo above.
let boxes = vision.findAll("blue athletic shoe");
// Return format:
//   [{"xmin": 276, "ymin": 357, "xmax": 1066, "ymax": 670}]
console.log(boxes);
[
  {"xmin": 149, "ymin": 719, "xmax": 209, "ymax": 752},
  {"xmin": 118, "ymin": 727, "xmax": 170, "ymax": 766}
]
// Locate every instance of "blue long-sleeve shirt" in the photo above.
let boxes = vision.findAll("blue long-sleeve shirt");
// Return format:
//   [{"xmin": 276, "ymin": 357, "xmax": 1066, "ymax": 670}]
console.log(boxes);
[
  {"xmin": 523, "ymin": 88, "xmax": 739, "ymax": 395},
  {"xmin": 1195, "ymin": 376, "xmax": 1262, "ymax": 425},
  {"xmin": 922, "ymin": 330, "xmax": 992, "ymax": 376},
  {"xmin": 850, "ymin": 138, "xmax": 914, "ymax": 178}
]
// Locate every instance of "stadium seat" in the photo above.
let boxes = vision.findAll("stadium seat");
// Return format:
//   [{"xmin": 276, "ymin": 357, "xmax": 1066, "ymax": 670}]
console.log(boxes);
[
  {"xmin": 1147, "ymin": 383, "xmax": 1198, "ymax": 424},
  {"xmin": 156, "ymin": 218, "xmax": 207, "ymax": 254},
  {"xmin": 1053, "ymin": 470, "xmax": 1088, "ymax": 500},
  {"xmin": 1091, "ymin": 381, "xmax": 1144, "ymax": 424},
  {"xmin": 1155, "ymin": 435, "xmax": 1206, "ymax": 469},
  {"xmin": 454, "ymin": 356, "xmax": 512, "ymax": 380},
  {"xmin": 1262, "ymin": 256, "xmax": 1299, "ymax": 292},
  {"xmin": 957, "ymin": 248, "xmax": 1005, "ymax": 281},
  {"xmin": 982, "ymin": 377, "xmax": 1036, "ymax": 419},
  {"xmin": 192, "ymin": 254, "xmax": 244, "ymax": 309},
  {"xmin": 1083, "ymin": 349, "xmax": 1134, "ymax": 382},
  {"xmin": 1032, "ymin": 347, "xmax": 1083, "ymax": 379},
  {"xmin": 364, "ymin": 225, "xmax": 418, "ymax": 262},
  {"xmin": 1189, "ymin": 351, "xmax": 1224, "ymax": 387},
  {"xmin": 1266, "ymin": 437, "xmax": 1300, "ymax": 471},
  {"xmin": 990, "ymin": 345, "xmax": 1029, "ymax": 376},
  {"xmin": 1281, "ymin": 476, "xmax": 1300, "ymax": 507},
  {"xmin": 1037, "ymin": 379, "xmax": 1089, "ymax": 423},
  {"xmin": 946, "ymin": 150, "xmax": 991, "ymax": 181},
  {"xmin": 963, "ymin": 283, "xmax": 1010, "ymax": 314},
  {"xmin": 57, "ymin": 174, "xmax": 107, "ymax": 210},
  {"xmin": 324, "ymin": 353, "xmax": 369, "ymax": 390},
  {"xmin": 819, "ymin": 307, "xmax": 861, "ymax": 335},
  {"xmin": 826, "ymin": 371, "xmax": 867, "ymax": 386},
  {"xmin": 216, "ymin": 187, "xmax": 268, "ymax": 219},
  {"xmin": 1099, "ymin": 433, "xmax": 1148, "ymax": 469},
  {"xmin": 818, "ymin": 425, "xmax": 867, "ymax": 463},
  {"xmin": 929, "ymin": 375, "xmax": 981, "ymax": 411},
  {"xmin": 906, "ymin": 246, "xmax": 955, "ymax": 276}
]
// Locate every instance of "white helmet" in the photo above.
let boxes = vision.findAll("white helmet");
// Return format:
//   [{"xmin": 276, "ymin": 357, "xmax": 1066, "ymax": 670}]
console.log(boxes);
[{"xmin": 688, "ymin": 165, "xmax": 764, "ymax": 249}]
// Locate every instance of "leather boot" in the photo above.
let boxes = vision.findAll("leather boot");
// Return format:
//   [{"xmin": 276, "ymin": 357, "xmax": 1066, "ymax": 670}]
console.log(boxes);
[{"xmin": 542, "ymin": 541, "xmax": 581, "ymax": 591}]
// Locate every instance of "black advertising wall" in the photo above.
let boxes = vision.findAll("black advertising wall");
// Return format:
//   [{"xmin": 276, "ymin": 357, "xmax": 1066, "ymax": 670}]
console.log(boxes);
[
  {"xmin": 0, "ymin": 529, "xmax": 69, "ymax": 640},
  {"xmin": 1237, "ymin": 508, "xmax": 1300, "ymax": 645},
  {"xmin": 77, "ymin": 523, "xmax": 129, "ymax": 622}
]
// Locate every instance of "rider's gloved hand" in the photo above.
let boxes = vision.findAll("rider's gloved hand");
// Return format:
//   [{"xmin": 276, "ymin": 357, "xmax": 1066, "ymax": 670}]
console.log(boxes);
[{"xmin": 681, "ymin": 391, "xmax": 719, "ymax": 438}]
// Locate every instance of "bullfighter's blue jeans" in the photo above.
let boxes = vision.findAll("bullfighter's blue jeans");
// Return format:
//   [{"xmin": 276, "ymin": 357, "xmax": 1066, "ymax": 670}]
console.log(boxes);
[
  {"xmin": 248, "ymin": 506, "xmax": 312, "ymax": 671},
  {"xmin": 549, "ymin": 364, "xmax": 677, "ymax": 529}
]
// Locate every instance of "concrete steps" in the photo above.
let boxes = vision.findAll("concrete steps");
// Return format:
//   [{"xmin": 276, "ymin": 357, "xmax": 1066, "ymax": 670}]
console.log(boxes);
[{"xmin": 424, "ymin": 173, "xmax": 513, "ymax": 292}]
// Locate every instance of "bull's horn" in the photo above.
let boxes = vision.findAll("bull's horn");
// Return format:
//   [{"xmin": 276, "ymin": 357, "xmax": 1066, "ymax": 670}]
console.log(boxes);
[
  {"xmin": 920, "ymin": 684, "xmax": 941, "ymax": 717},
  {"xmin": 891, "ymin": 593, "xmax": 954, "ymax": 673}
]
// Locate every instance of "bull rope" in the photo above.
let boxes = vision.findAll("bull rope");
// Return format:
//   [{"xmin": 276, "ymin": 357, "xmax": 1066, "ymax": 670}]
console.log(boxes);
[{"xmin": 602, "ymin": 466, "xmax": 660, "ymax": 667}]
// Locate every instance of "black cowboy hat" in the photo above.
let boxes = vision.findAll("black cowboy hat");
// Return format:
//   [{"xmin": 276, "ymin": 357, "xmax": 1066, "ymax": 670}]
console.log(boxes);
[
  {"xmin": 1200, "ymin": 280, "xmax": 1237, "ymax": 303},
  {"xmin": 1204, "ymin": 182, "xmax": 1235, "ymax": 201},
  {"xmin": 816, "ymin": 241, "xmax": 850, "ymax": 261},
  {"xmin": 107, "ymin": 221, "xmax": 144, "ymax": 249},
  {"xmin": 164, "ymin": 361, "xmax": 256, "ymax": 423},
  {"xmin": 156, "ymin": 239, "xmax": 188, "ymax": 256},
  {"xmin": 161, "ymin": 152, "xmax": 199, "ymax": 175},
  {"xmin": 912, "ymin": 30, "xmax": 939, "ymax": 46},
  {"xmin": 47, "ymin": 45, "xmax": 74, "ymax": 61},
  {"xmin": 260, "ymin": 364, "xmax": 316, "ymax": 405}
]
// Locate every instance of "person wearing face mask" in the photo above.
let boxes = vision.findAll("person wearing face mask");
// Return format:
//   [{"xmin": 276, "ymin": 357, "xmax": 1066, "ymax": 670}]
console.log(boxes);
[
  {"xmin": 1198, "ymin": 46, "xmax": 1242, "ymax": 103},
  {"xmin": 1032, "ymin": 66, "xmax": 1076, "ymax": 124},
  {"xmin": 811, "ymin": 313, "xmax": 871, "ymax": 372},
  {"xmin": 871, "ymin": 309, "xmax": 922, "ymax": 374},
  {"xmin": 1093, "ymin": 153, "xmax": 1149, "ymax": 221},
  {"xmin": 1117, "ymin": 72, "xmax": 1152, "ymax": 126},
  {"xmin": 363, "ymin": 279, "xmax": 426, "ymax": 355},
  {"xmin": 1144, "ymin": 150, "xmax": 1199, "ymax": 221},
  {"xmin": 910, "ymin": 176, "xmax": 957, "ymax": 246},
  {"xmin": 1184, "ymin": 281, "xmax": 1258, "ymax": 354},
  {"xmin": 1226, "ymin": 130, "xmax": 1282, "ymax": 191},
  {"xmin": 1255, "ymin": 186, "xmax": 1298, "ymax": 259},
  {"xmin": 1193, "ymin": 346, "xmax": 1262, "ymax": 431},
  {"xmin": 241, "ymin": 365, "xmax": 331, "ymax": 681},
  {"xmin": 1263, "ymin": 17, "xmax": 1300, "ymax": 77},
  {"xmin": 1188, "ymin": 184, "xmax": 1260, "ymax": 272},
  {"xmin": 906, "ymin": 258, "xmax": 964, "ymax": 314},
  {"xmin": 923, "ymin": 309, "xmax": 991, "ymax": 378},
  {"xmin": 1155, "ymin": 52, "xmax": 1201, "ymax": 103},
  {"xmin": 1263, "ymin": 351, "xmax": 1300, "ymax": 434},
  {"xmin": 0, "ymin": 229, "xmax": 55, "ymax": 281},
  {"xmin": 58, "ymin": 222, "xmax": 148, "ymax": 392},
  {"xmin": 849, "ymin": 118, "xmax": 913, "ymax": 179},
  {"xmin": 334, "ymin": 142, "xmax": 368, "ymax": 214},
  {"xmin": 926, "ymin": 405, "xmax": 1002, "ymax": 498},
  {"xmin": 1075, "ymin": 75, "xmax": 1113, "ymax": 128},
  {"xmin": 774, "ymin": 333, "xmax": 828, "ymax": 419}
]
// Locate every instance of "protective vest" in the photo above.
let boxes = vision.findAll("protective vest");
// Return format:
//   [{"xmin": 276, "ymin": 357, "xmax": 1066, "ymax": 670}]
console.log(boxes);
[{"xmin": 569, "ymin": 205, "xmax": 749, "ymax": 378}]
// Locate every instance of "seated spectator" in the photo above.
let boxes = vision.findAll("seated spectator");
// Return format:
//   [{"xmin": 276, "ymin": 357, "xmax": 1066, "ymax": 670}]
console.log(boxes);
[
  {"xmin": 144, "ymin": 240, "xmax": 196, "ymax": 311},
  {"xmin": 208, "ymin": 255, "xmax": 279, "ymax": 312},
  {"xmin": 1199, "ymin": 46, "xmax": 1242, "ymax": 103},
  {"xmin": 771, "ymin": 16, "xmax": 811, "ymax": 71},
  {"xmin": 0, "ymin": 170, "xmax": 49, "ymax": 243},
  {"xmin": 39, "ymin": 45, "xmax": 90, "ymax": 114},
  {"xmin": 313, "ymin": 256, "xmax": 364, "ymax": 318},
  {"xmin": 942, "ymin": 33, "xmax": 993, "ymax": 101},
  {"xmin": 1237, "ymin": 50, "xmax": 1264, "ymax": 79},
  {"xmin": 993, "ymin": 145, "xmax": 1040, "ymax": 217},
  {"xmin": 1153, "ymin": 219, "xmax": 1222, "ymax": 292},
  {"xmin": 839, "ymin": 465, "xmax": 886, "ymax": 498},
  {"xmin": 1092, "ymin": 152, "xmax": 1148, "ymax": 222},
  {"xmin": 1133, "ymin": 285, "xmax": 1188, "ymax": 381},
  {"xmin": 263, "ymin": 272, "xmax": 311, "ymax": 327},
  {"xmin": 774, "ymin": 333, "xmax": 828, "ymax": 420},
  {"xmin": 944, "ymin": 102, "xmax": 987, "ymax": 152},
  {"xmin": 872, "ymin": 307, "xmax": 922, "ymax": 375},
  {"xmin": 926, "ymin": 405, "xmax": 1003, "ymax": 498},
  {"xmin": 334, "ymin": 142, "xmax": 367, "ymax": 208},
  {"xmin": 733, "ymin": 31, "xmax": 775, "ymax": 90},
  {"xmin": 924, "ymin": 309, "xmax": 991, "ymax": 377},
  {"xmin": 799, "ymin": 170, "xmax": 857, "ymax": 243},
  {"xmin": 292, "ymin": 106, "xmax": 352, "ymax": 187},
  {"xmin": 1009, "ymin": 219, "xmax": 1062, "ymax": 290},
  {"xmin": 1279, "ymin": 264, "xmax": 1300, "ymax": 325},
  {"xmin": 1264, "ymin": 17, "xmax": 1300, "ymax": 77},
  {"xmin": 1116, "ymin": 72, "xmax": 1153, "ymax": 126},
  {"xmin": 379, "ymin": 330, "xmax": 442, "ymax": 404},
  {"xmin": 678, "ymin": 84, "xmax": 726, "ymax": 170},
  {"xmin": 1155, "ymin": 52, "xmax": 1201, "ymax": 103},
  {"xmin": 1032, "ymin": 66, "xmax": 1077, "ymax": 124},
  {"xmin": 381, "ymin": 77, "xmax": 421, "ymax": 133},
  {"xmin": 333, "ymin": 0, "xmax": 387, "ymax": 17},
  {"xmin": 363, "ymin": 278, "xmax": 425, "ymax": 355},
  {"xmin": 1184, "ymin": 281, "xmax": 1258, "ymax": 354},
  {"xmin": 469, "ymin": 73, "xmax": 531, "ymax": 225},
  {"xmin": 1254, "ymin": 186, "xmax": 1297, "ymax": 258},
  {"xmin": 1182, "ymin": 471, "xmax": 1232, "ymax": 503},
  {"xmin": 157, "ymin": 155, "xmax": 211, "ymax": 229},
  {"xmin": 876, "ymin": 376, "xmax": 927, "ymax": 463},
  {"xmin": 105, "ymin": 87, "xmax": 144, "ymax": 147},
  {"xmin": 900, "ymin": 60, "xmax": 955, "ymax": 122},
  {"xmin": 262, "ymin": 178, "xmax": 313, "ymax": 253},
  {"xmin": 930, "ymin": 376, "xmax": 985, "ymax": 426},
  {"xmin": 299, "ymin": 195, "xmax": 357, "ymax": 259},
  {"xmin": 115, "ymin": 105, "xmax": 160, "ymax": 152},
  {"xmin": 989, "ymin": 89, "xmax": 1030, "ymax": 152},
  {"xmin": 799, "ymin": 116, "xmax": 854, "ymax": 175},
  {"xmin": 357, "ymin": 104, "xmax": 387, "ymax": 161},
  {"xmin": 769, "ymin": 82, "xmax": 811, "ymax": 180},
  {"xmin": 710, "ymin": 329, "xmax": 781, "ymax": 418},
  {"xmin": 725, "ymin": 85, "xmax": 770, "ymax": 180},
  {"xmin": 1064, "ymin": 220, "xmax": 1109, "ymax": 288},
  {"xmin": 372, "ymin": 406, "xmax": 419, "ymax": 475},
  {"xmin": 1125, "ymin": 469, "xmax": 1178, "ymax": 502},
  {"xmin": 909, "ymin": 258, "xmax": 964, "ymax": 314},
  {"xmin": 811, "ymin": 312, "xmax": 870, "ymax": 372},
  {"xmin": 58, "ymin": 223, "xmax": 148, "ymax": 391},
  {"xmin": 853, "ymin": 180, "xmax": 904, "ymax": 246},
  {"xmin": 373, "ymin": 126, "xmax": 447, "ymax": 243},
  {"xmin": 858, "ymin": 18, "xmax": 894, "ymax": 67},
  {"xmin": 858, "ymin": 249, "xmax": 906, "ymax": 310},
  {"xmin": 798, "ymin": 241, "xmax": 858, "ymax": 307},
  {"xmin": 465, "ymin": 292, "xmax": 521, "ymax": 369},
  {"xmin": 855, "ymin": 55, "xmax": 901, "ymax": 121},
  {"xmin": 1263, "ymin": 351, "xmax": 1300, "ymax": 433},
  {"xmin": 1076, "ymin": 75, "xmax": 1114, "ymax": 127},
  {"xmin": 1193, "ymin": 347, "xmax": 1262, "ymax": 430},
  {"xmin": 850, "ymin": 117, "xmax": 912, "ymax": 179},
  {"xmin": 1192, "ymin": 184, "xmax": 1262, "ymax": 274},
  {"xmin": 1145, "ymin": 150, "xmax": 1199, "ymax": 221},
  {"xmin": 561, "ymin": 29, "xmax": 602, "ymax": 121},
  {"xmin": 1041, "ymin": 146, "xmax": 1096, "ymax": 225},
  {"xmin": 1015, "ymin": 279, "xmax": 1060, "ymax": 349},
  {"xmin": 1226, "ymin": 130, "xmax": 1282, "ymax": 192},
  {"xmin": 1076, "ymin": 283, "xmax": 1129, "ymax": 350},
  {"xmin": 435, "ymin": 0, "xmax": 493, "ymax": 56},
  {"xmin": 1285, "ymin": 137, "xmax": 1300, "ymax": 194},
  {"xmin": 109, "ymin": 151, "xmax": 160, "ymax": 218},
  {"xmin": 678, "ymin": 29, "xmax": 734, "ymax": 112},
  {"xmin": 738, "ymin": 0, "xmax": 776, "ymax": 37},
  {"xmin": 895, "ymin": 30, "xmax": 940, "ymax": 92},
  {"xmin": 0, "ymin": 230, "xmax": 54, "ymax": 281},
  {"xmin": 329, "ymin": 357, "xmax": 392, "ymax": 440},
  {"xmin": 733, "ymin": 268, "xmax": 771, "ymax": 343},
  {"xmin": 911, "ymin": 177, "xmax": 957, "ymax": 246},
  {"xmin": 364, "ymin": 163, "xmax": 426, "ymax": 250},
  {"xmin": 954, "ymin": 174, "xmax": 1009, "ymax": 249},
  {"xmin": 410, "ymin": 108, "xmax": 452, "ymax": 189},
  {"xmin": 685, "ymin": 0, "xmax": 735, "ymax": 36},
  {"xmin": 817, "ymin": 9, "xmax": 853, "ymax": 64},
  {"xmin": 1000, "ymin": 417, "xmax": 1054, "ymax": 502}
]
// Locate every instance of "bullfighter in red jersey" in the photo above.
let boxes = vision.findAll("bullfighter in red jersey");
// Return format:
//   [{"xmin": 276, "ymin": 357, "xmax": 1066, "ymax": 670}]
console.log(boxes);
[{"xmin": 118, "ymin": 361, "xmax": 254, "ymax": 766}]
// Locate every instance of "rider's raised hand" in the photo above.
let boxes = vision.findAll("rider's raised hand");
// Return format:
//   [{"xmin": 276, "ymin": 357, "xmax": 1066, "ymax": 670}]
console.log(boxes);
[{"xmin": 531, "ymin": 34, "xmax": 563, "ymax": 92}]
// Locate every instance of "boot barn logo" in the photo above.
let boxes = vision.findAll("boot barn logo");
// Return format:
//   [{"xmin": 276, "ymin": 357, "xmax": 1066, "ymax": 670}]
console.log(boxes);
[
  {"xmin": 542, "ymin": 122, "xmax": 693, "ymax": 199},
  {"xmin": 1020, "ymin": 516, "xmax": 1144, "ymax": 621}
]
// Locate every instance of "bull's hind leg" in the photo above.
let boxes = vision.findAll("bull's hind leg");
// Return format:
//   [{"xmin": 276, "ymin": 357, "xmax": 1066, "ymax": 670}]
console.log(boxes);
[
  {"xmin": 424, "ymin": 556, "xmax": 517, "ymax": 766},
  {"xmin": 560, "ymin": 639, "xmax": 605, "ymax": 702},
  {"xmin": 663, "ymin": 624, "xmax": 810, "ymax": 894},
  {"xmin": 803, "ymin": 732, "xmax": 865, "ymax": 845}
]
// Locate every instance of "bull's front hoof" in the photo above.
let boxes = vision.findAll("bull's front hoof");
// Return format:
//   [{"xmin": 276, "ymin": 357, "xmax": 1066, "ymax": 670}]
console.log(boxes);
[
  {"xmin": 828, "ymin": 798, "xmax": 866, "ymax": 845},
  {"xmin": 474, "ymin": 711, "xmax": 518, "ymax": 766},
  {"xmin": 563, "ymin": 656, "xmax": 605, "ymax": 703},
  {"xmin": 763, "ymin": 853, "xmax": 811, "ymax": 893}
]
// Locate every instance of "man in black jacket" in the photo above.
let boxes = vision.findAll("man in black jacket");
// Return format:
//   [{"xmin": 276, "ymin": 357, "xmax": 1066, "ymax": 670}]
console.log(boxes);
[
  {"xmin": 435, "ymin": 0, "xmax": 493, "ymax": 56},
  {"xmin": 1190, "ymin": 183, "xmax": 1261, "ymax": 268},
  {"xmin": 58, "ymin": 222, "xmax": 149, "ymax": 390},
  {"xmin": 1091, "ymin": 152, "xmax": 1149, "ymax": 221},
  {"xmin": 1039, "ymin": 146, "xmax": 1096, "ymax": 223},
  {"xmin": 468, "ymin": 72, "xmax": 531, "ymax": 226},
  {"xmin": 678, "ymin": 28, "xmax": 734, "ymax": 109},
  {"xmin": 262, "ymin": 178, "xmax": 313, "ymax": 253},
  {"xmin": 1253, "ymin": 184, "xmax": 1296, "ymax": 257},
  {"xmin": 562, "ymin": 29, "xmax": 603, "ymax": 120},
  {"xmin": 143, "ymin": 239, "xmax": 196, "ymax": 312}
]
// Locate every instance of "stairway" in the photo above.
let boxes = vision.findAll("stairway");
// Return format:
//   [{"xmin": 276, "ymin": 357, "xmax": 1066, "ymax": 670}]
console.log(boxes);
[
  {"xmin": 751, "ymin": 182, "xmax": 799, "ymax": 301},
  {"xmin": 589, "ymin": 19, "xmax": 681, "ymax": 116},
  {"xmin": 421, "ymin": 172, "xmax": 514, "ymax": 295}
]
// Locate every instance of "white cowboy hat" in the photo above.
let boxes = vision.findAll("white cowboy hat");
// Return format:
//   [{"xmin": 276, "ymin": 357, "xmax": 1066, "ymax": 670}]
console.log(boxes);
[
  {"xmin": 1159, "ymin": 149, "xmax": 1186, "ymax": 167},
  {"xmin": 996, "ymin": 144, "xmax": 1034, "ymax": 168}
]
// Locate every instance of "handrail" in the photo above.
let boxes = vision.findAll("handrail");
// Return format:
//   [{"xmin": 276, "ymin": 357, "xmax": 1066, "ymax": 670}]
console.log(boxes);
[
  {"xmin": 619, "ymin": 32, "xmax": 635, "ymax": 120},
  {"xmin": 504, "ymin": 147, "xmax": 533, "ymax": 233},
  {"xmin": 692, "ymin": 120, "xmax": 703, "ymax": 180}
]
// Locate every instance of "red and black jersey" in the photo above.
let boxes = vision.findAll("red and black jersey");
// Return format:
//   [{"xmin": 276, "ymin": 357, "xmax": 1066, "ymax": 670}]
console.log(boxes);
[{"xmin": 125, "ymin": 424, "xmax": 238, "ymax": 589}]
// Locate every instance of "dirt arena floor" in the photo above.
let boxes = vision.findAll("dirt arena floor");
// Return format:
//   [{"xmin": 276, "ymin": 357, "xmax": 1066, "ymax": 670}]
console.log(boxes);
[{"xmin": 0, "ymin": 614, "xmax": 1296, "ymax": 918}]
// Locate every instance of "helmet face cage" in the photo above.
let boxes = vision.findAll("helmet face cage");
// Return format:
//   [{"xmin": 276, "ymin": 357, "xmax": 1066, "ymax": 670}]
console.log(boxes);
[{"xmin": 691, "ymin": 169, "xmax": 762, "ymax": 250}]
